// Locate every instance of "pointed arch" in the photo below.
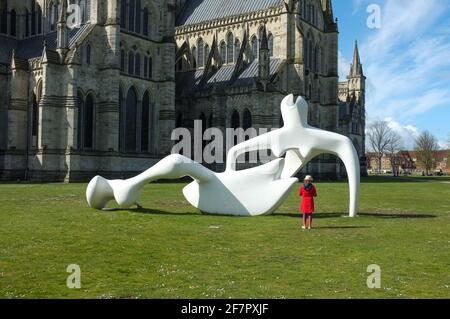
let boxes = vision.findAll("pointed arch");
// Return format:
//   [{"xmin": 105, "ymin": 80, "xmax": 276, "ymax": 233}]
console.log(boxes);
[
  {"xmin": 128, "ymin": 0, "xmax": 135, "ymax": 31},
  {"xmin": 204, "ymin": 44, "xmax": 210, "ymax": 65},
  {"xmin": 135, "ymin": 52, "xmax": 141, "ymax": 76},
  {"xmin": 36, "ymin": 3, "xmax": 42, "ymax": 34},
  {"xmin": 191, "ymin": 46, "xmax": 197, "ymax": 69},
  {"xmin": 10, "ymin": 9, "xmax": 16, "ymax": 36},
  {"xmin": 76, "ymin": 90, "xmax": 84, "ymax": 149},
  {"xmin": 197, "ymin": 38, "xmax": 204, "ymax": 68},
  {"xmin": 226, "ymin": 32, "xmax": 234, "ymax": 63},
  {"xmin": 141, "ymin": 90, "xmax": 151, "ymax": 152},
  {"xmin": 0, "ymin": 0, "xmax": 6, "ymax": 34},
  {"xmin": 135, "ymin": 0, "xmax": 141, "ymax": 34},
  {"xmin": 125, "ymin": 87, "xmax": 138, "ymax": 152},
  {"xmin": 120, "ymin": 0, "xmax": 127, "ymax": 29},
  {"xmin": 143, "ymin": 7, "xmax": 149, "ymax": 36},
  {"xmin": 234, "ymin": 38, "xmax": 241, "ymax": 62},
  {"xmin": 268, "ymin": 33, "xmax": 274, "ymax": 57},
  {"xmin": 231, "ymin": 110, "xmax": 240, "ymax": 129},
  {"xmin": 128, "ymin": 50, "xmax": 135, "ymax": 74},
  {"xmin": 243, "ymin": 109, "xmax": 252, "ymax": 130},
  {"xmin": 25, "ymin": 8, "xmax": 30, "ymax": 37},
  {"xmin": 220, "ymin": 41, "xmax": 226, "ymax": 64},
  {"xmin": 251, "ymin": 35, "xmax": 258, "ymax": 61}
]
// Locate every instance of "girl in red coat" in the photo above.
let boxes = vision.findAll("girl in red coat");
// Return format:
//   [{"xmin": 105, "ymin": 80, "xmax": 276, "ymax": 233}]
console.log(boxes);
[{"xmin": 299, "ymin": 175, "xmax": 317, "ymax": 230}]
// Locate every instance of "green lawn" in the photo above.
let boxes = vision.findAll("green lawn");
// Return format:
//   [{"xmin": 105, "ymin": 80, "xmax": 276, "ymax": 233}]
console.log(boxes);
[{"xmin": 0, "ymin": 176, "xmax": 449, "ymax": 299}]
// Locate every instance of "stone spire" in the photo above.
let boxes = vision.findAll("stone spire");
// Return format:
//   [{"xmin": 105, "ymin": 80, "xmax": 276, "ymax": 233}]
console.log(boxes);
[
  {"xmin": 349, "ymin": 41, "xmax": 363, "ymax": 77},
  {"xmin": 57, "ymin": 0, "xmax": 69, "ymax": 56}
]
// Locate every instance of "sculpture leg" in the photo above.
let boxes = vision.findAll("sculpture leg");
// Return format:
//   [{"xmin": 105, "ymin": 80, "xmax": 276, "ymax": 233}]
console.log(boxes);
[
  {"xmin": 334, "ymin": 140, "xmax": 361, "ymax": 217},
  {"xmin": 86, "ymin": 154, "xmax": 214, "ymax": 210}
]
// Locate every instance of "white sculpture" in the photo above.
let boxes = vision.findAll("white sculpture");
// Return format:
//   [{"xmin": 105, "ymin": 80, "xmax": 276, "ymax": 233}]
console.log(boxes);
[{"xmin": 86, "ymin": 95, "xmax": 360, "ymax": 217}]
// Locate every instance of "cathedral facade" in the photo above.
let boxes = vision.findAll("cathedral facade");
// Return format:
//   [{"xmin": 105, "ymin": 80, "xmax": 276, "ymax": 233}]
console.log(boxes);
[{"xmin": 0, "ymin": 0, "xmax": 366, "ymax": 182}]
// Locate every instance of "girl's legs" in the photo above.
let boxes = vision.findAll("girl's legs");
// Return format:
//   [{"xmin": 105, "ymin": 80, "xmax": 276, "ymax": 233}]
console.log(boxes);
[
  {"xmin": 302, "ymin": 213, "xmax": 307, "ymax": 229},
  {"xmin": 308, "ymin": 214, "xmax": 313, "ymax": 229}
]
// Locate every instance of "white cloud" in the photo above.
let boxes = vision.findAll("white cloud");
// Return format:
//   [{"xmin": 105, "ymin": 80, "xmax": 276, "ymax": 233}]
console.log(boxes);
[
  {"xmin": 367, "ymin": 117, "xmax": 420, "ymax": 150},
  {"xmin": 353, "ymin": 0, "xmax": 450, "ymax": 136}
]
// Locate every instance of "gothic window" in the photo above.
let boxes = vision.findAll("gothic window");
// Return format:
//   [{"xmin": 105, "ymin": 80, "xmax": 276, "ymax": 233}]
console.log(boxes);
[
  {"xmin": 125, "ymin": 87, "xmax": 138, "ymax": 152},
  {"xmin": 31, "ymin": 0, "xmax": 37, "ymax": 35},
  {"xmin": 128, "ymin": 0, "xmax": 135, "ymax": 32},
  {"xmin": 120, "ymin": 0, "xmax": 127, "ymax": 29},
  {"xmin": 80, "ymin": 0, "xmax": 91, "ymax": 23},
  {"xmin": 191, "ymin": 46, "xmax": 197, "ymax": 69},
  {"xmin": 25, "ymin": 9, "xmax": 30, "ymax": 37},
  {"xmin": 234, "ymin": 39, "xmax": 241, "ymax": 62},
  {"xmin": 227, "ymin": 32, "xmax": 234, "ymax": 63},
  {"xmin": 148, "ymin": 56, "xmax": 152, "ymax": 79},
  {"xmin": 204, "ymin": 44, "xmax": 210, "ymax": 65},
  {"xmin": 128, "ymin": 51, "xmax": 134, "ymax": 74},
  {"xmin": 268, "ymin": 33, "xmax": 274, "ymax": 57},
  {"xmin": 120, "ymin": 49, "xmax": 125, "ymax": 72},
  {"xmin": 243, "ymin": 109, "xmax": 252, "ymax": 130},
  {"xmin": 86, "ymin": 44, "xmax": 91, "ymax": 64},
  {"xmin": 314, "ymin": 45, "xmax": 318, "ymax": 72},
  {"xmin": 220, "ymin": 41, "xmax": 226, "ymax": 64},
  {"xmin": 119, "ymin": 88, "xmax": 123, "ymax": 151},
  {"xmin": 197, "ymin": 38, "xmax": 204, "ymax": 68},
  {"xmin": 49, "ymin": 2, "xmax": 57, "ymax": 31},
  {"xmin": 143, "ymin": 7, "xmax": 149, "ymax": 36},
  {"xmin": 251, "ymin": 36, "xmax": 258, "ymax": 61},
  {"xmin": 135, "ymin": 53, "xmax": 141, "ymax": 76},
  {"xmin": 36, "ymin": 4, "xmax": 42, "ymax": 34},
  {"xmin": 231, "ymin": 110, "xmax": 240, "ymax": 146},
  {"xmin": 135, "ymin": 0, "xmax": 141, "ymax": 34},
  {"xmin": 32, "ymin": 92, "xmax": 38, "ymax": 147},
  {"xmin": 77, "ymin": 91, "xmax": 83, "ymax": 149},
  {"xmin": 143, "ymin": 56, "xmax": 148, "ymax": 77},
  {"xmin": 141, "ymin": 91, "xmax": 150, "ymax": 152},
  {"xmin": 83, "ymin": 94, "xmax": 95, "ymax": 149},
  {"xmin": 0, "ymin": 0, "xmax": 6, "ymax": 34},
  {"xmin": 308, "ymin": 39, "xmax": 313, "ymax": 70},
  {"xmin": 10, "ymin": 9, "xmax": 16, "ymax": 36}
]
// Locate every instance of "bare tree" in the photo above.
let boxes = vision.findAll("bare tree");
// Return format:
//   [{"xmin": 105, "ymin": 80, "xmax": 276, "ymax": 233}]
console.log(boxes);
[
  {"xmin": 415, "ymin": 131, "xmax": 439, "ymax": 176},
  {"xmin": 367, "ymin": 120, "xmax": 393, "ymax": 174},
  {"xmin": 386, "ymin": 131, "xmax": 403, "ymax": 177}
]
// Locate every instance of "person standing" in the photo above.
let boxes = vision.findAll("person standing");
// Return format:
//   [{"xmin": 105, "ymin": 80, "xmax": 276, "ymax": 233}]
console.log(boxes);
[{"xmin": 299, "ymin": 175, "xmax": 317, "ymax": 230}]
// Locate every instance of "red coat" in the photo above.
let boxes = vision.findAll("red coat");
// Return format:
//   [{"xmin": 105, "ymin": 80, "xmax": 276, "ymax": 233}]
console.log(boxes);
[{"xmin": 299, "ymin": 184, "xmax": 317, "ymax": 213}]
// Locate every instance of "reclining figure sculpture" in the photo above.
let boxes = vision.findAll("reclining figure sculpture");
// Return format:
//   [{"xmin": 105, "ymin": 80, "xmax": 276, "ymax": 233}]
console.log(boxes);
[{"xmin": 86, "ymin": 95, "xmax": 360, "ymax": 217}]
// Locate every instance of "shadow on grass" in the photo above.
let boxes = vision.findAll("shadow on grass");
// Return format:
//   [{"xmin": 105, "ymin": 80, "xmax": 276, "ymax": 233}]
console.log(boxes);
[
  {"xmin": 103, "ymin": 207, "xmax": 199, "ymax": 216},
  {"xmin": 275, "ymin": 212, "xmax": 437, "ymax": 219},
  {"xmin": 312, "ymin": 226, "xmax": 372, "ymax": 229}
]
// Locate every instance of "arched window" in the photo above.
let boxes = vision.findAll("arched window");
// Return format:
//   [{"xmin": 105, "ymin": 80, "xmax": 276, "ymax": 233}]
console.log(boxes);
[
  {"xmin": 0, "ymin": 0, "xmax": 7, "ymax": 34},
  {"xmin": 86, "ymin": 44, "xmax": 91, "ymax": 64},
  {"xmin": 36, "ymin": 4, "xmax": 42, "ymax": 34},
  {"xmin": 204, "ymin": 44, "xmax": 210, "ymax": 65},
  {"xmin": 243, "ymin": 109, "xmax": 252, "ymax": 130},
  {"xmin": 25, "ymin": 9, "xmax": 30, "ymax": 37},
  {"xmin": 128, "ymin": 51, "xmax": 135, "ymax": 74},
  {"xmin": 227, "ymin": 32, "xmax": 234, "ymax": 63},
  {"xmin": 120, "ymin": 0, "xmax": 127, "ymax": 29},
  {"xmin": 143, "ymin": 56, "xmax": 148, "ymax": 78},
  {"xmin": 220, "ymin": 41, "xmax": 226, "ymax": 64},
  {"xmin": 143, "ymin": 7, "xmax": 149, "ymax": 36},
  {"xmin": 251, "ymin": 36, "xmax": 258, "ymax": 61},
  {"xmin": 234, "ymin": 39, "xmax": 241, "ymax": 62},
  {"xmin": 141, "ymin": 91, "xmax": 150, "ymax": 152},
  {"xmin": 49, "ymin": 2, "xmax": 57, "ymax": 31},
  {"xmin": 120, "ymin": 49, "xmax": 125, "ymax": 72},
  {"xmin": 32, "ymin": 92, "xmax": 38, "ymax": 147},
  {"xmin": 191, "ymin": 46, "xmax": 197, "ymax": 69},
  {"xmin": 128, "ymin": 0, "xmax": 135, "ymax": 32},
  {"xmin": 10, "ymin": 9, "xmax": 16, "ymax": 36},
  {"xmin": 31, "ymin": 1, "xmax": 36, "ymax": 35},
  {"xmin": 135, "ymin": 53, "xmax": 141, "ymax": 76},
  {"xmin": 308, "ymin": 39, "xmax": 313, "ymax": 70},
  {"xmin": 125, "ymin": 87, "xmax": 137, "ymax": 152},
  {"xmin": 83, "ymin": 94, "xmax": 94, "ymax": 149},
  {"xmin": 119, "ymin": 88, "xmax": 123, "ymax": 151},
  {"xmin": 81, "ymin": 0, "xmax": 91, "ymax": 23},
  {"xmin": 135, "ymin": 0, "xmax": 141, "ymax": 34},
  {"xmin": 148, "ymin": 55, "xmax": 153, "ymax": 78},
  {"xmin": 268, "ymin": 33, "xmax": 274, "ymax": 57},
  {"xmin": 197, "ymin": 38, "xmax": 204, "ymax": 68},
  {"xmin": 231, "ymin": 110, "xmax": 240, "ymax": 146},
  {"xmin": 77, "ymin": 91, "xmax": 83, "ymax": 149}
]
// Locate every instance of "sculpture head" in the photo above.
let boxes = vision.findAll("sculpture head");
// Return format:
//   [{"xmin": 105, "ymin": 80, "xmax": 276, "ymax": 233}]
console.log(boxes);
[{"xmin": 280, "ymin": 94, "xmax": 309, "ymax": 128}]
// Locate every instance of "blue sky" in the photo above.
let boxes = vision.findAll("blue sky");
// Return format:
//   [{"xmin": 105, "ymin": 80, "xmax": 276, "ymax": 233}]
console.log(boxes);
[{"xmin": 334, "ymin": 0, "xmax": 450, "ymax": 149}]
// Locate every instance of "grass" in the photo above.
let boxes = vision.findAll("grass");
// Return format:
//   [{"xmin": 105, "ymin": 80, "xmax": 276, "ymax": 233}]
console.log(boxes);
[{"xmin": 0, "ymin": 176, "xmax": 449, "ymax": 299}]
